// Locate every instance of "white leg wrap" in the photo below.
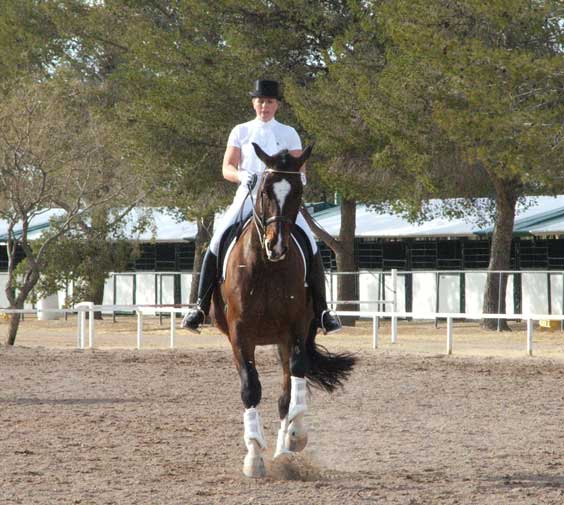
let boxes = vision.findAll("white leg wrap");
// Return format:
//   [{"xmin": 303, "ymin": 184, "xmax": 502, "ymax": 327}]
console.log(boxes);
[
  {"xmin": 274, "ymin": 417, "xmax": 290, "ymax": 458},
  {"xmin": 243, "ymin": 407, "xmax": 267, "ymax": 450},
  {"xmin": 273, "ymin": 377, "xmax": 310, "ymax": 457},
  {"xmin": 288, "ymin": 376, "xmax": 308, "ymax": 422}
]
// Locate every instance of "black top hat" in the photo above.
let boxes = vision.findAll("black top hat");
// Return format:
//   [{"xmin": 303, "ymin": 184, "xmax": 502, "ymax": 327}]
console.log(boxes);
[{"xmin": 249, "ymin": 80, "xmax": 282, "ymax": 100}]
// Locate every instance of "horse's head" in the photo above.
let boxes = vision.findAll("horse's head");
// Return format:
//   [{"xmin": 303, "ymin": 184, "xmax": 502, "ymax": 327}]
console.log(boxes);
[{"xmin": 252, "ymin": 142, "xmax": 313, "ymax": 262}]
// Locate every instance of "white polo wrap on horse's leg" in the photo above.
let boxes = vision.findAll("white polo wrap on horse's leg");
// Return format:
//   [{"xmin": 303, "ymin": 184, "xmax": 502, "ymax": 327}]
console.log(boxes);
[
  {"xmin": 243, "ymin": 407, "xmax": 267, "ymax": 450},
  {"xmin": 288, "ymin": 376, "xmax": 308, "ymax": 421},
  {"xmin": 275, "ymin": 376, "xmax": 309, "ymax": 457},
  {"xmin": 243, "ymin": 407, "xmax": 267, "ymax": 477},
  {"xmin": 274, "ymin": 416, "xmax": 290, "ymax": 458}
]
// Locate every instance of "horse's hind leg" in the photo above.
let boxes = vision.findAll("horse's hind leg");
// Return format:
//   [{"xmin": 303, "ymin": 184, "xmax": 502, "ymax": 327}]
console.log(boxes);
[
  {"xmin": 274, "ymin": 337, "xmax": 309, "ymax": 457},
  {"xmin": 231, "ymin": 339, "xmax": 267, "ymax": 478}
]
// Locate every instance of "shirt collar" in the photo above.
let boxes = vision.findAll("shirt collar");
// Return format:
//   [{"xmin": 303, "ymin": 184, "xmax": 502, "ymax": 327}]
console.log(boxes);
[{"xmin": 253, "ymin": 117, "xmax": 277, "ymax": 128}]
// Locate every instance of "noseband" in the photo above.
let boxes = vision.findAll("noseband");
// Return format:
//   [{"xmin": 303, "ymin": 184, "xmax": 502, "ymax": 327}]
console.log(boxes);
[{"xmin": 250, "ymin": 168, "xmax": 302, "ymax": 250}]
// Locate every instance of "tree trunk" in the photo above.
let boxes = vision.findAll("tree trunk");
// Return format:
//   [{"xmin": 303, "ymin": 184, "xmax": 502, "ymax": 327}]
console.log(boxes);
[
  {"xmin": 91, "ymin": 279, "xmax": 106, "ymax": 320},
  {"xmin": 300, "ymin": 199, "xmax": 359, "ymax": 327},
  {"xmin": 6, "ymin": 311, "xmax": 21, "ymax": 346},
  {"xmin": 189, "ymin": 215, "xmax": 214, "ymax": 305},
  {"xmin": 5, "ymin": 273, "xmax": 38, "ymax": 346},
  {"xmin": 88, "ymin": 209, "xmax": 109, "ymax": 319},
  {"xmin": 336, "ymin": 199, "xmax": 358, "ymax": 326},
  {"xmin": 481, "ymin": 181, "xmax": 519, "ymax": 331}
]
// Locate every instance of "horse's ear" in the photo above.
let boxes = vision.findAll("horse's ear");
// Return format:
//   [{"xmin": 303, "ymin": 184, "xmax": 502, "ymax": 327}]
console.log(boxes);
[
  {"xmin": 297, "ymin": 144, "xmax": 314, "ymax": 167},
  {"xmin": 252, "ymin": 142, "xmax": 274, "ymax": 166}
]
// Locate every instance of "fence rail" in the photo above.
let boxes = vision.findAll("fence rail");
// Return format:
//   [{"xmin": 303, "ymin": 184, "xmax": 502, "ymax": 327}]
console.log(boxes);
[{"xmin": 2, "ymin": 303, "xmax": 563, "ymax": 357}]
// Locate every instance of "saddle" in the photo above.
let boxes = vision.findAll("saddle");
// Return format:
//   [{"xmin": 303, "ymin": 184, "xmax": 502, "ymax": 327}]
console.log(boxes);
[{"xmin": 217, "ymin": 215, "xmax": 313, "ymax": 284}]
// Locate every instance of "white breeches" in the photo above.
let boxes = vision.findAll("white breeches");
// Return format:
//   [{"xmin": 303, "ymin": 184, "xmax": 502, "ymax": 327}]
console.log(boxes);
[{"xmin": 209, "ymin": 185, "xmax": 318, "ymax": 256}]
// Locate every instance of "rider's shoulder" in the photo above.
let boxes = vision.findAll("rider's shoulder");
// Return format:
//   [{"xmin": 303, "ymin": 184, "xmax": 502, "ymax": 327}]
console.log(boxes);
[{"xmin": 231, "ymin": 119, "xmax": 258, "ymax": 135}]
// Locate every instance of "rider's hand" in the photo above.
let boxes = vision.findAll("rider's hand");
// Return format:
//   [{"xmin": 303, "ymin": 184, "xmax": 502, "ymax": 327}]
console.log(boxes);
[
  {"xmin": 300, "ymin": 172, "xmax": 307, "ymax": 186},
  {"xmin": 238, "ymin": 171, "xmax": 258, "ymax": 191}
]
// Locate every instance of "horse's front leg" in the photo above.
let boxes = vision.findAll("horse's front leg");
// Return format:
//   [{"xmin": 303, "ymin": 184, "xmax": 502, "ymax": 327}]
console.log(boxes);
[
  {"xmin": 274, "ymin": 336, "xmax": 309, "ymax": 458},
  {"xmin": 230, "ymin": 336, "xmax": 267, "ymax": 478}
]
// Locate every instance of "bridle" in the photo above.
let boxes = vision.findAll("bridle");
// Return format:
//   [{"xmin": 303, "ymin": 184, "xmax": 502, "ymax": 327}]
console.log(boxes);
[{"xmin": 248, "ymin": 168, "xmax": 302, "ymax": 251}]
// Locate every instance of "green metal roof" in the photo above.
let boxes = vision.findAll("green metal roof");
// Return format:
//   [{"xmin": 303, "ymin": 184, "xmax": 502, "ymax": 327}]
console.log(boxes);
[{"xmin": 473, "ymin": 207, "xmax": 564, "ymax": 236}]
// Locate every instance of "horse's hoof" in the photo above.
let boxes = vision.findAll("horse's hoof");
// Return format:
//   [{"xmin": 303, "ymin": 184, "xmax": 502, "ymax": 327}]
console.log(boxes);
[
  {"xmin": 286, "ymin": 432, "xmax": 308, "ymax": 452},
  {"xmin": 243, "ymin": 454, "xmax": 267, "ymax": 478},
  {"xmin": 273, "ymin": 448, "xmax": 292, "ymax": 460}
]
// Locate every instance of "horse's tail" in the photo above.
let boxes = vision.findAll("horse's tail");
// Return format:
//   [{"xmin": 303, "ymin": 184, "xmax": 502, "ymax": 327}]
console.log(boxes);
[{"xmin": 305, "ymin": 320, "xmax": 357, "ymax": 393}]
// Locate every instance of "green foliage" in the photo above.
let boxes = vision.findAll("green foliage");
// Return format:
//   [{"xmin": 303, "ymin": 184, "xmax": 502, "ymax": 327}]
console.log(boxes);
[
  {"xmin": 0, "ymin": 1, "xmax": 65, "ymax": 84},
  {"xmin": 375, "ymin": 0, "xmax": 564, "ymax": 194},
  {"xmin": 34, "ymin": 211, "xmax": 143, "ymax": 305}
]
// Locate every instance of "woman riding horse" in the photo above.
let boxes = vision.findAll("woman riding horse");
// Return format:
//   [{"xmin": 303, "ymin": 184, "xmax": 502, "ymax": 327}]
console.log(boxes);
[
  {"xmin": 208, "ymin": 142, "xmax": 356, "ymax": 477},
  {"xmin": 182, "ymin": 79, "xmax": 341, "ymax": 335}
]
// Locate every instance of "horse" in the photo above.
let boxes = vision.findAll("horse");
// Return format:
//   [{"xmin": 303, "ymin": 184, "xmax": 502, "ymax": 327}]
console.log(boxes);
[{"xmin": 210, "ymin": 143, "xmax": 357, "ymax": 478}]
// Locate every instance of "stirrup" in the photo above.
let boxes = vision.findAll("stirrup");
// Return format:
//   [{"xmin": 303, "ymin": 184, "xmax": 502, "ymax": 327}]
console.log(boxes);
[
  {"xmin": 181, "ymin": 307, "xmax": 206, "ymax": 333},
  {"xmin": 320, "ymin": 309, "xmax": 342, "ymax": 335}
]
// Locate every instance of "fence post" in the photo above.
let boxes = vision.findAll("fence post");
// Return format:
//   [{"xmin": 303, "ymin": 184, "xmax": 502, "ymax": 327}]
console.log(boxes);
[
  {"xmin": 88, "ymin": 303, "xmax": 95, "ymax": 349},
  {"xmin": 446, "ymin": 317, "xmax": 453, "ymax": 355},
  {"xmin": 527, "ymin": 318, "xmax": 533, "ymax": 356},
  {"xmin": 76, "ymin": 308, "xmax": 82, "ymax": 349},
  {"xmin": 497, "ymin": 272, "xmax": 503, "ymax": 332},
  {"xmin": 136, "ymin": 310, "xmax": 143, "ymax": 350},
  {"xmin": 372, "ymin": 315, "xmax": 379, "ymax": 349},
  {"xmin": 391, "ymin": 269, "xmax": 398, "ymax": 344},
  {"xmin": 112, "ymin": 274, "xmax": 117, "ymax": 323},
  {"xmin": 435, "ymin": 272, "xmax": 440, "ymax": 329},
  {"xmin": 170, "ymin": 309, "xmax": 176, "ymax": 349}
]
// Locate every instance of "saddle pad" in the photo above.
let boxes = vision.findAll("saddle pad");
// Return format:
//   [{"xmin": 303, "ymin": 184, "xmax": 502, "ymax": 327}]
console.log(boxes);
[{"xmin": 219, "ymin": 222, "xmax": 312, "ymax": 284}]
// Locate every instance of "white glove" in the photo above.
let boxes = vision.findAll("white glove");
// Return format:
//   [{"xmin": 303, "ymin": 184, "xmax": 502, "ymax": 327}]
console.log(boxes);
[
  {"xmin": 238, "ymin": 171, "xmax": 257, "ymax": 191},
  {"xmin": 300, "ymin": 172, "xmax": 307, "ymax": 186}
]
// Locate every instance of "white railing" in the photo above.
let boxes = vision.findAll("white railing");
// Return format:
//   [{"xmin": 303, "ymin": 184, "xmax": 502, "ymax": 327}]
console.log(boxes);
[
  {"xmin": 335, "ymin": 309, "xmax": 564, "ymax": 356},
  {"xmin": 1, "ymin": 303, "xmax": 563, "ymax": 357}
]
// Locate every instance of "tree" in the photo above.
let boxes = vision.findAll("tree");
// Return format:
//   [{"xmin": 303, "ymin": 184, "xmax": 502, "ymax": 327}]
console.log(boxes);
[
  {"xmin": 35, "ymin": 209, "xmax": 149, "ymax": 318},
  {"xmin": 48, "ymin": 1, "xmax": 254, "ymax": 301},
  {"xmin": 0, "ymin": 1, "xmax": 64, "ymax": 83},
  {"xmin": 368, "ymin": 0, "xmax": 564, "ymax": 328},
  {"xmin": 0, "ymin": 78, "xmax": 137, "ymax": 344}
]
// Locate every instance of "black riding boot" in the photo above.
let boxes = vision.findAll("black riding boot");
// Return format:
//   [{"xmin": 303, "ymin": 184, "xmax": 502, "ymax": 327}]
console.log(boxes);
[
  {"xmin": 309, "ymin": 251, "xmax": 342, "ymax": 334},
  {"xmin": 182, "ymin": 250, "xmax": 218, "ymax": 331}
]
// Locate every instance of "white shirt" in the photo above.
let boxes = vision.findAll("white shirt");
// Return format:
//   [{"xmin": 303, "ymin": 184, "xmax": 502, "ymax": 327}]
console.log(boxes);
[{"xmin": 227, "ymin": 118, "xmax": 302, "ymax": 176}]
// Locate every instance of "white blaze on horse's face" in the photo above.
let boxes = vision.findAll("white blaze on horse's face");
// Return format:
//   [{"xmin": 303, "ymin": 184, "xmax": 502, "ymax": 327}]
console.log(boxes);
[{"xmin": 266, "ymin": 179, "xmax": 292, "ymax": 261}]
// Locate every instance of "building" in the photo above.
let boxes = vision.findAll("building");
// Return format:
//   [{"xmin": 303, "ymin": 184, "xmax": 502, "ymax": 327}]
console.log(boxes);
[{"xmin": 2, "ymin": 196, "xmax": 564, "ymax": 315}]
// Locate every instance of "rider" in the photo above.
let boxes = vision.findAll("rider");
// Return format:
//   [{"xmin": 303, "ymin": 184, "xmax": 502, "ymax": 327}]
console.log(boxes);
[{"xmin": 182, "ymin": 79, "xmax": 341, "ymax": 334}]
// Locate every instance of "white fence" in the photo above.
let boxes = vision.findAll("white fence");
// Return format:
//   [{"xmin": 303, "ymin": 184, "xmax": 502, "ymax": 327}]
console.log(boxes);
[
  {"xmin": 1, "ymin": 302, "xmax": 562, "ymax": 357},
  {"xmin": 326, "ymin": 269, "xmax": 564, "ymax": 316},
  {"xmin": 2, "ymin": 268, "xmax": 564, "ymax": 356},
  {"xmin": 3, "ymin": 269, "xmax": 564, "ymax": 318}
]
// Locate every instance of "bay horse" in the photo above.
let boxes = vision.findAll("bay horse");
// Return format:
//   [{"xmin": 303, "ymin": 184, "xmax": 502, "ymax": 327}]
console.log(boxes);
[{"xmin": 210, "ymin": 143, "xmax": 356, "ymax": 478}]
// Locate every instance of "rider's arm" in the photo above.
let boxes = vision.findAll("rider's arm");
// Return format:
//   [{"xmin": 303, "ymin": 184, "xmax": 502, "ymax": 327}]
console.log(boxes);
[{"xmin": 222, "ymin": 145, "xmax": 242, "ymax": 184}]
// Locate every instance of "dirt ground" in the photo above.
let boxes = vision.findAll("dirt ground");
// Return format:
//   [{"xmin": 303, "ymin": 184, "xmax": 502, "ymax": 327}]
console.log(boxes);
[{"xmin": 2, "ymin": 317, "xmax": 564, "ymax": 504}]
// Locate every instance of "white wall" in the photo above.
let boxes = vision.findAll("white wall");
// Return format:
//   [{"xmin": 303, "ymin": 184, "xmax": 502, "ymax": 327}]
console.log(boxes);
[
  {"xmin": 2, "ymin": 270, "xmax": 564, "ymax": 317},
  {"xmin": 0, "ymin": 273, "xmax": 8, "ymax": 307},
  {"xmin": 550, "ymin": 273, "xmax": 564, "ymax": 315},
  {"xmin": 522, "ymin": 273, "xmax": 548, "ymax": 314},
  {"xmin": 438, "ymin": 274, "xmax": 460, "ymax": 313},
  {"xmin": 181, "ymin": 273, "xmax": 194, "ymax": 304},
  {"xmin": 412, "ymin": 273, "xmax": 436, "ymax": 314},
  {"xmin": 358, "ymin": 272, "xmax": 381, "ymax": 312}
]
